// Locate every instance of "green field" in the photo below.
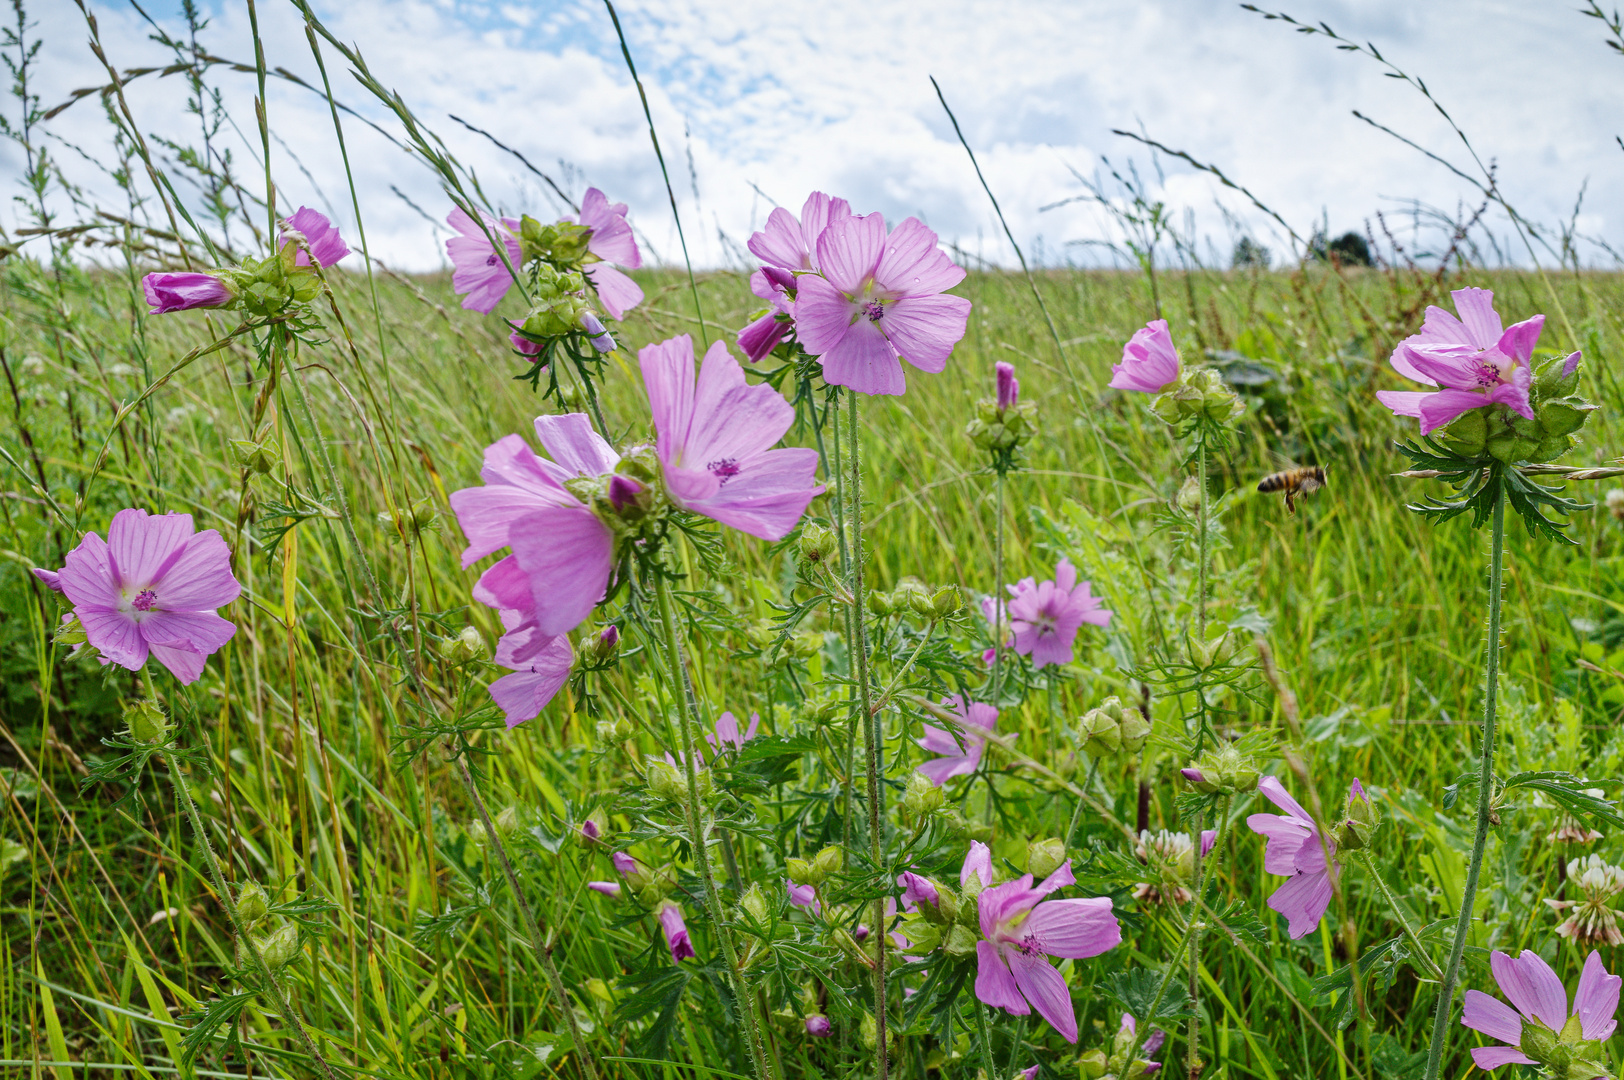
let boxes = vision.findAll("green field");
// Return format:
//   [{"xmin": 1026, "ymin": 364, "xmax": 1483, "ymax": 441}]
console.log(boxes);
[{"xmin": 2, "ymin": 250, "xmax": 1622, "ymax": 1080}]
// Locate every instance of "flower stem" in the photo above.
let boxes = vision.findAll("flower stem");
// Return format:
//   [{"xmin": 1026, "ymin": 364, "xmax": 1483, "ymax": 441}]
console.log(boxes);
[
  {"xmin": 1421, "ymin": 485, "xmax": 1506, "ymax": 1080},
  {"xmin": 453, "ymin": 753, "xmax": 600, "ymax": 1080},
  {"xmin": 653, "ymin": 572, "xmax": 774, "ymax": 1080},
  {"xmin": 846, "ymin": 390, "xmax": 889, "ymax": 1080},
  {"xmin": 974, "ymin": 998, "xmax": 1000, "ymax": 1080},
  {"xmin": 1196, "ymin": 433, "xmax": 1208, "ymax": 643},
  {"xmin": 1356, "ymin": 850, "xmax": 1444, "ymax": 982},
  {"xmin": 992, "ymin": 466, "xmax": 1006, "ymax": 703},
  {"xmin": 829, "ymin": 390, "xmax": 858, "ymax": 861},
  {"xmin": 160, "ymin": 746, "xmax": 340, "ymax": 1080}
]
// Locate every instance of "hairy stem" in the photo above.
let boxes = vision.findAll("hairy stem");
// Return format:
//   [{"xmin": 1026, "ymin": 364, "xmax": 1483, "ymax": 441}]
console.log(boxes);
[
  {"xmin": 1356, "ymin": 851, "xmax": 1443, "ymax": 982},
  {"xmin": 846, "ymin": 390, "xmax": 889, "ymax": 1080},
  {"xmin": 1421, "ymin": 485, "xmax": 1506, "ymax": 1080},
  {"xmin": 653, "ymin": 573, "xmax": 773, "ymax": 1080},
  {"xmin": 453, "ymin": 754, "xmax": 600, "ymax": 1080},
  {"xmin": 161, "ymin": 746, "xmax": 339, "ymax": 1080},
  {"xmin": 992, "ymin": 467, "xmax": 1006, "ymax": 702}
]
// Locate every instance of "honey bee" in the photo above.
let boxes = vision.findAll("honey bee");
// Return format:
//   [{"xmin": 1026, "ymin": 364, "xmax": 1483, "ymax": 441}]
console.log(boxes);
[{"xmin": 1256, "ymin": 465, "xmax": 1326, "ymax": 515}]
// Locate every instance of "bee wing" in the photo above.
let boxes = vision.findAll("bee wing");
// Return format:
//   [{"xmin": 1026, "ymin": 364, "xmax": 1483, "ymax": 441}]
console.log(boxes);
[{"xmin": 1266, "ymin": 450, "xmax": 1303, "ymax": 472}]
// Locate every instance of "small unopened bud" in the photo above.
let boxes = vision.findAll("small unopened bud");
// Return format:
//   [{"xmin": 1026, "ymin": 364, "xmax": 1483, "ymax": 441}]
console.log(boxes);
[
  {"xmin": 996, "ymin": 361, "xmax": 1019, "ymax": 411},
  {"xmin": 738, "ymin": 882, "xmax": 770, "ymax": 923},
  {"xmin": 493, "ymin": 805, "xmax": 521, "ymax": 836},
  {"xmin": 125, "ymin": 700, "xmax": 170, "ymax": 745},
  {"xmin": 902, "ymin": 771, "xmax": 946, "ymax": 821},
  {"xmin": 645, "ymin": 759, "xmax": 685, "ymax": 802},
  {"xmin": 596, "ymin": 715, "xmax": 635, "ymax": 742},
  {"xmin": 1183, "ymin": 745, "xmax": 1259, "ymax": 795},
  {"xmin": 579, "ymin": 808, "xmax": 608, "ymax": 845},
  {"xmin": 867, "ymin": 590, "xmax": 896, "ymax": 616},
  {"xmin": 805, "ymin": 1015, "xmax": 832, "ymax": 1038},
  {"xmin": 785, "ymin": 857, "xmax": 817, "ymax": 886},
  {"xmin": 236, "ymin": 882, "xmax": 269, "ymax": 926},
  {"xmin": 929, "ymin": 585, "xmax": 962, "ymax": 618},
  {"xmin": 1026, "ymin": 837, "xmax": 1067, "ymax": 880},
  {"xmin": 812, "ymin": 845, "xmax": 843, "ymax": 880},
  {"xmin": 1119, "ymin": 711, "xmax": 1152, "ymax": 753},
  {"xmin": 1078, "ymin": 1049, "xmax": 1108, "ymax": 1079},
  {"xmin": 229, "ymin": 438, "xmax": 281, "ymax": 475},
  {"xmin": 1191, "ymin": 631, "xmax": 1237, "ymax": 669},
  {"xmin": 439, "ymin": 626, "xmax": 486, "ymax": 664},
  {"xmin": 1176, "ymin": 476, "xmax": 1203, "ymax": 513},
  {"xmin": 1077, "ymin": 709, "xmax": 1123, "ymax": 757},
  {"xmin": 256, "ymin": 922, "xmax": 301, "ymax": 970},
  {"xmin": 589, "ymin": 625, "xmax": 621, "ymax": 663},
  {"xmin": 579, "ymin": 311, "xmax": 617, "ymax": 353},
  {"xmin": 799, "ymin": 522, "xmax": 838, "ymax": 564},
  {"xmin": 893, "ymin": 577, "xmax": 931, "ymax": 616}
]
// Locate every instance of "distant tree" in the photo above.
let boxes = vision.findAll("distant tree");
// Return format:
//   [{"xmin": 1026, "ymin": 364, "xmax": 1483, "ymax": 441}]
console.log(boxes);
[
  {"xmin": 1307, "ymin": 229, "xmax": 1374, "ymax": 267},
  {"xmin": 1231, "ymin": 236, "xmax": 1271, "ymax": 269}
]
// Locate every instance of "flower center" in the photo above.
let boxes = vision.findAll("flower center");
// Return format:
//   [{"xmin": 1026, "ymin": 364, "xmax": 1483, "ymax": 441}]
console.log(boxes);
[
  {"xmin": 864, "ymin": 301, "xmax": 885, "ymax": 322},
  {"xmin": 707, "ymin": 458, "xmax": 741, "ymax": 485},
  {"xmin": 1475, "ymin": 361, "xmax": 1502, "ymax": 387},
  {"xmin": 486, "ymin": 252, "xmax": 500, "ymax": 267},
  {"xmin": 131, "ymin": 589, "xmax": 157, "ymax": 612}
]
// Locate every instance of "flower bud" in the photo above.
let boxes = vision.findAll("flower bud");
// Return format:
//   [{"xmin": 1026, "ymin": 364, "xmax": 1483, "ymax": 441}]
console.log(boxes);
[
  {"xmin": 1176, "ymin": 476, "xmax": 1203, "ymax": 513},
  {"xmin": 579, "ymin": 808, "xmax": 608, "ymax": 845},
  {"xmin": 786, "ymin": 858, "xmax": 820, "ymax": 887},
  {"xmin": 589, "ymin": 625, "xmax": 621, "ymax": 664},
  {"xmin": 799, "ymin": 523, "xmax": 838, "ymax": 564},
  {"xmin": 1078, "ymin": 1050, "xmax": 1109, "ymax": 1079},
  {"xmin": 1077, "ymin": 705, "xmax": 1123, "ymax": 758},
  {"xmin": 1191, "ymin": 632, "xmax": 1237, "ymax": 669},
  {"xmin": 438, "ymin": 626, "xmax": 486, "ymax": 664},
  {"xmin": 1439, "ymin": 409, "xmax": 1488, "ymax": 458},
  {"xmin": 257, "ymin": 922, "xmax": 301, "ymax": 970},
  {"xmin": 929, "ymin": 585, "xmax": 963, "ymax": 618},
  {"xmin": 493, "ymin": 805, "xmax": 521, "ymax": 837},
  {"xmin": 1026, "ymin": 837, "xmax": 1067, "ymax": 880},
  {"xmin": 645, "ymin": 759, "xmax": 686, "ymax": 802},
  {"xmin": 805, "ymin": 1015, "xmax": 832, "ymax": 1038},
  {"xmin": 738, "ymin": 883, "xmax": 770, "ymax": 924},
  {"xmin": 579, "ymin": 311, "xmax": 616, "ymax": 353},
  {"xmin": 867, "ymin": 590, "xmax": 896, "ymax": 616},
  {"xmin": 893, "ymin": 577, "xmax": 932, "ymax": 616},
  {"xmin": 1183, "ymin": 745, "xmax": 1258, "ymax": 795},
  {"xmin": 229, "ymin": 438, "xmax": 281, "ymax": 475},
  {"xmin": 236, "ymin": 882, "xmax": 269, "ymax": 926},
  {"xmin": 125, "ymin": 700, "xmax": 171, "ymax": 745},
  {"xmin": 902, "ymin": 771, "xmax": 946, "ymax": 821},
  {"xmin": 596, "ymin": 715, "xmax": 635, "ymax": 742},
  {"xmin": 811, "ymin": 845, "xmax": 843, "ymax": 880},
  {"xmin": 1118, "ymin": 711, "xmax": 1152, "ymax": 753}
]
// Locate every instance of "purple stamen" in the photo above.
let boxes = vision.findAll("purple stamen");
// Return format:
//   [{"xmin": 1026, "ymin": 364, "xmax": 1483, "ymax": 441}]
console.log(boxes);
[
  {"xmin": 864, "ymin": 301, "xmax": 884, "ymax": 322},
  {"xmin": 131, "ymin": 589, "xmax": 157, "ymax": 612}
]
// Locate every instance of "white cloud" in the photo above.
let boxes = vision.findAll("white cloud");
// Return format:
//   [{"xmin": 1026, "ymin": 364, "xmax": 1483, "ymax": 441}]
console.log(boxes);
[{"xmin": 19, "ymin": 0, "xmax": 1624, "ymax": 271}]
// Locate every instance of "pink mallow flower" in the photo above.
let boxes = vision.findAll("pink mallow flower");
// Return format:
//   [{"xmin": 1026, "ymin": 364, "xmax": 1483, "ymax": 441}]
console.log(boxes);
[
  {"xmin": 1005, "ymin": 560, "xmax": 1112, "ymax": 669},
  {"xmin": 1247, "ymin": 776, "xmax": 1349, "ymax": 939},
  {"xmin": 641, "ymin": 335, "xmax": 824, "ymax": 539},
  {"xmin": 572, "ymin": 188, "xmax": 644, "ymax": 320},
  {"xmin": 738, "ymin": 193, "xmax": 854, "ymax": 361},
  {"xmin": 45, "ymin": 509, "xmax": 240, "ymax": 684},
  {"xmin": 795, "ymin": 212, "xmax": 971, "ymax": 396},
  {"xmin": 706, "ymin": 711, "xmax": 760, "ymax": 755},
  {"xmin": 737, "ymin": 266, "xmax": 797, "ymax": 362},
  {"xmin": 657, "ymin": 901, "xmax": 696, "ymax": 963},
  {"xmin": 997, "ymin": 361, "xmax": 1019, "ymax": 410},
  {"xmin": 786, "ymin": 879, "xmax": 820, "ymax": 912},
  {"xmin": 916, "ymin": 696, "xmax": 998, "ymax": 787},
  {"xmin": 1376, "ymin": 287, "xmax": 1543, "ymax": 436},
  {"xmin": 587, "ymin": 880, "xmax": 622, "ymax": 898},
  {"xmin": 447, "ymin": 206, "xmax": 522, "ymax": 314},
  {"xmin": 1117, "ymin": 1013, "xmax": 1167, "ymax": 1073},
  {"xmin": 280, "ymin": 206, "xmax": 350, "ymax": 268},
  {"xmin": 1110, "ymin": 320, "xmax": 1181, "ymax": 394},
  {"xmin": 1462, "ymin": 949, "xmax": 1620, "ymax": 1073},
  {"xmin": 963, "ymin": 840, "xmax": 994, "ymax": 890},
  {"xmin": 974, "ymin": 856, "xmax": 1121, "ymax": 1043},
  {"xmin": 897, "ymin": 871, "xmax": 941, "ymax": 912},
  {"xmin": 142, "ymin": 272, "xmax": 233, "ymax": 315},
  {"xmin": 805, "ymin": 1015, "xmax": 832, "ymax": 1038}
]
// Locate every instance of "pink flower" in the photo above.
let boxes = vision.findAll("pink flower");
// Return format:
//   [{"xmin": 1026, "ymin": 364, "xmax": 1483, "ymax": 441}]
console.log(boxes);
[
  {"xmin": 573, "ymin": 188, "xmax": 644, "ymax": 320},
  {"xmin": 510, "ymin": 330, "xmax": 544, "ymax": 356},
  {"xmin": 738, "ymin": 267, "xmax": 796, "ymax": 362},
  {"xmin": 640, "ymin": 335, "xmax": 824, "ymax": 539},
  {"xmin": 980, "ymin": 591, "xmax": 1020, "ymax": 667},
  {"xmin": 487, "ymin": 623, "xmax": 574, "ymax": 729},
  {"xmin": 805, "ymin": 1015, "xmax": 832, "ymax": 1038},
  {"xmin": 657, "ymin": 901, "xmax": 696, "ymax": 963},
  {"xmin": 447, "ymin": 206, "xmax": 522, "ymax": 314},
  {"xmin": 916, "ymin": 696, "xmax": 998, "ymax": 787},
  {"xmin": 1376, "ymin": 288, "xmax": 1542, "ymax": 436},
  {"xmin": 1118, "ymin": 1013, "xmax": 1166, "ymax": 1073},
  {"xmin": 996, "ymin": 361, "xmax": 1019, "ymax": 410},
  {"xmin": 706, "ymin": 710, "xmax": 760, "ymax": 755},
  {"xmin": 580, "ymin": 311, "xmax": 617, "ymax": 353},
  {"xmin": 1110, "ymin": 320, "xmax": 1181, "ymax": 394},
  {"xmin": 749, "ymin": 192, "xmax": 853, "ymax": 273},
  {"xmin": 897, "ymin": 871, "xmax": 941, "ymax": 911},
  {"xmin": 587, "ymin": 880, "xmax": 622, "ymax": 898},
  {"xmin": 280, "ymin": 206, "xmax": 349, "ymax": 268},
  {"xmin": 1019, "ymin": 1067, "xmax": 1039, "ymax": 1080},
  {"xmin": 142, "ymin": 272, "xmax": 233, "ymax": 314},
  {"xmin": 1461, "ymin": 949, "xmax": 1619, "ymax": 1072},
  {"xmin": 46, "ymin": 509, "xmax": 240, "ymax": 685},
  {"xmin": 795, "ymin": 213, "xmax": 971, "ymax": 396},
  {"xmin": 974, "ymin": 857, "xmax": 1121, "ymax": 1043},
  {"xmin": 1005, "ymin": 560, "xmax": 1112, "ymax": 669},
  {"xmin": 612, "ymin": 852, "xmax": 641, "ymax": 878},
  {"xmin": 1246, "ymin": 776, "xmax": 1339, "ymax": 939},
  {"xmin": 786, "ymin": 879, "xmax": 820, "ymax": 912}
]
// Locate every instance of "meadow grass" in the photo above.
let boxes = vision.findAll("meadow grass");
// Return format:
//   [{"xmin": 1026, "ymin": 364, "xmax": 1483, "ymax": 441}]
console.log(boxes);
[{"xmin": 1, "ymin": 251, "xmax": 1622, "ymax": 1080}]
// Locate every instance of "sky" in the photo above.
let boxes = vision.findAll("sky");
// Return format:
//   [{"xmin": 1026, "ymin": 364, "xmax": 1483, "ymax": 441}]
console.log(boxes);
[{"xmin": 14, "ymin": 0, "xmax": 1624, "ymax": 272}]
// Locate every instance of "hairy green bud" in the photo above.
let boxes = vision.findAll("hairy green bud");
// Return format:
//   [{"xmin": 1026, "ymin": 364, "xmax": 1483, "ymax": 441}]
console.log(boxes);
[
  {"xmin": 902, "ymin": 771, "xmax": 946, "ymax": 821},
  {"xmin": 929, "ymin": 585, "xmax": 963, "ymax": 618},
  {"xmin": 738, "ymin": 883, "xmax": 770, "ymax": 924},
  {"xmin": 256, "ymin": 922, "xmax": 302, "ymax": 970},
  {"xmin": 229, "ymin": 438, "xmax": 281, "ymax": 475},
  {"xmin": 125, "ymin": 700, "xmax": 170, "ymax": 746},
  {"xmin": 438, "ymin": 626, "xmax": 486, "ymax": 665},
  {"xmin": 1027, "ymin": 837, "xmax": 1067, "ymax": 880},
  {"xmin": 1077, "ymin": 708, "xmax": 1122, "ymax": 757},
  {"xmin": 236, "ymin": 882, "xmax": 269, "ymax": 927},
  {"xmin": 798, "ymin": 522, "xmax": 838, "ymax": 565}
]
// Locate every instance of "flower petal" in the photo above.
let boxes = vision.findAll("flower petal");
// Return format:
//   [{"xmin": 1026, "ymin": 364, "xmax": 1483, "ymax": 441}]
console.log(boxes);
[
  {"xmin": 873, "ymin": 217, "xmax": 966, "ymax": 295},
  {"xmin": 1267, "ymin": 870, "xmax": 1333, "ymax": 939},
  {"xmin": 1247, "ymin": 812, "xmax": 1315, "ymax": 876},
  {"xmin": 1469, "ymin": 1046, "xmax": 1536, "ymax": 1070},
  {"xmin": 1257, "ymin": 776, "xmax": 1314, "ymax": 824},
  {"xmin": 1450, "ymin": 288, "xmax": 1504, "ymax": 350},
  {"xmin": 1494, "ymin": 315, "xmax": 1544, "ymax": 367},
  {"xmin": 817, "ymin": 318, "xmax": 905, "ymax": 396},
  {"xmin": 508, "ymin": 506, "xmax": 615, "ymax": 637},
  {"xmin": 1375, "ymin": 390, "xmax": 1431, "ymax": 419},
  {"xmin": 585, "ymin": 263, "xmax": 644, "ymax": 321},
  {"xmin": 149, "ymin": 530, "xmax": 240, "ymax": 610},
  {"xmin": 1462, "ymin": 989, "xmax": 1525, "ymax": 1044},
  {"xmin": 1006, "ymin": 948, "xmax": 1078, "ymax": 1043},
  {"xmin": 881, "ymin": 293, "xmax": 971, "ymax": 374},
  {"xmin": 974, "ymin": 940, "xmax": 1028, "ymax": 1016},
  {"xmin": 106, "ymin": 509, "xmax": 194, "ymax": 590},
  {"xmin": 1418, "ymin": 388, "xmax": 1492, "ymax": 436},
  {"xmin": 533, "ymin": 413, "xmax": 621, "ymax": 478},
  {"xmin": 1574, "ymin": 949, "xmax": 1621, "ymax": 1042},
  {"xmin": 1490, "ymin": 950, "xmax": 1568, "ymax": 1031},
  {"xmin": 489, "ymin": 634, "xmax": 573, "ymax": 727},
  {"xmin": 57, "ymin": 532, "xmax": 118, "ymax": 609},
  {"xmin": 1019, "ymin": 897, "xmax": 1121, "ymax": 959},
  {"xmin": 815, "ymin": 213, "xmax": 887, "ymax": 295},
  {"xmin": 77, "ymin": 605, "xmax": 148, "ymax": 671}
]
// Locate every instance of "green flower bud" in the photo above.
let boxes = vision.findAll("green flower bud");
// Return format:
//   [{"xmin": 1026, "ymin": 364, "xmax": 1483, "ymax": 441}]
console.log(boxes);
[
  {"xmin": 236, "ymin": 882, "xmax": 269, "ymax": 926},
  {"xmin": 1191, "ymin": 631, "xmax": 1238, "ymax": 669},
  {"xmin": 1026, "ymin": 837, "xmax": 1067, "ymax": 880},
  {"xmin": 786, "ymin": 858, "xmax": 819, "ymax": 887},
  {"xmin": 257, "ymin": 922, "xmax": 301, "ymax": 970},
  {"xmin": 493, "ymin": 805, "xmax": 521, "ymax": 837},
  {"xmin": 438, "ymin": 626, "xmax": 486, "ymax": 664},
  {"xmin": 867, "ymin": 590, "xmax": 896, "ymax": 617},
  {"xmin": 596, "ymin": 715, "xmax": 635, "ymax": 742},
  {"xmin": 811, "ymin": 845, "xmax": 843, "ymax": 880},
  {"xmin": 1176, "ymin": 476, "xmax": 1203, "ymax": 513},
  {"xmin": 798, "ymin": 523, "xmax": 838, "ymax": 565},
  {"xmin": 1537, "ymin": 399, "xmax": 1597, "ymax": 439},
  {"xmin": 902, "ymin": 771, "xmax": 946, "ymax": 821},
  {"xmin": 645, "ymin": 759, "xmax": 686, "ymax": 802},
  {"xmin": 125, "ymin": 700, "xmax": 171, "ymax": 745},
  {"xmin": 738, "ymin": 883, "xmax": 769, "ymax": 924},
  {"xmin": 1078, "ymin": 1049, "xmax": 1109, "ymax": 1079},
  {"xmin": 229, "ymin": 438, "xmax": 281, "ymax": 475},
  {"xmin": 1077, "ymin": 709, "xmax": 1122, "ymax": 757},
  {"xmin": 1118, "ymin": 711, "xmax": 1152, "ymax": 754},
  {"xmin": 930, "ymin": 585, "xmax": 963, "ymax": 618},
  {"xmin": 893, "ymin": 577, "xmax": 931, "ymax": 616}
]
